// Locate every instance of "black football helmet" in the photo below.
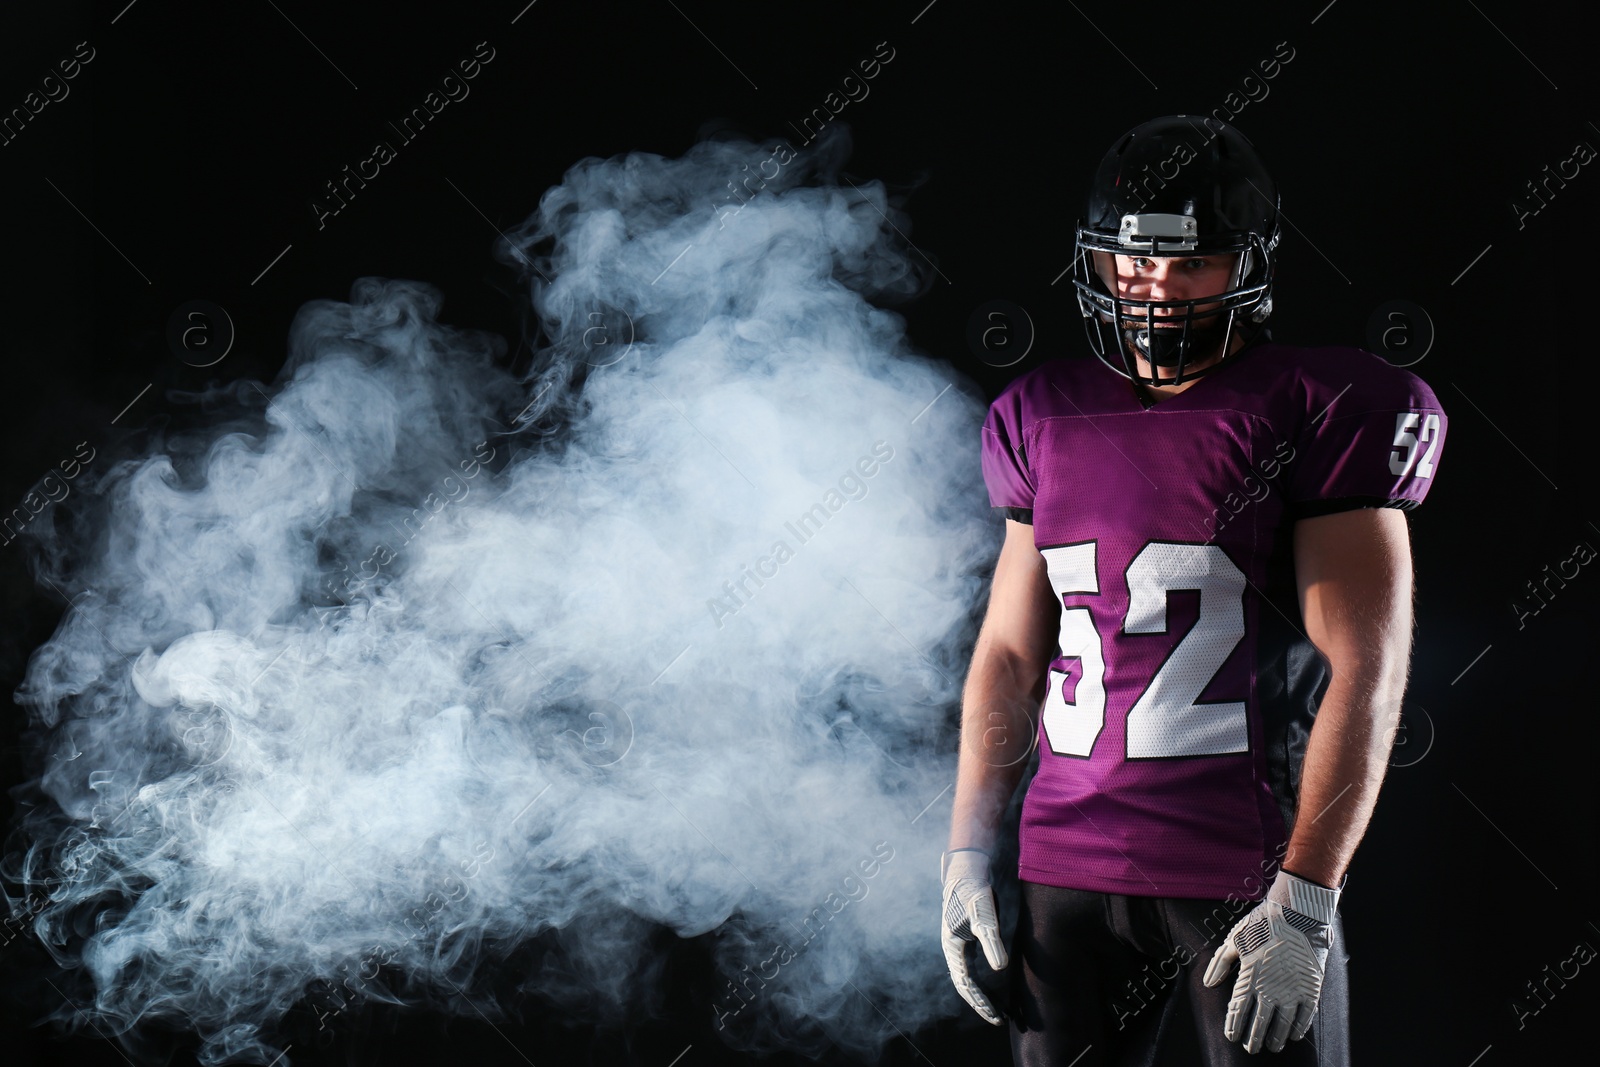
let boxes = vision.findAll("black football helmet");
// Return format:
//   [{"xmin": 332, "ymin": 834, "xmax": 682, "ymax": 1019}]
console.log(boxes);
[{"xmin": 1073, "ymin": 115, "xmax": 1280, "ymax": 387}]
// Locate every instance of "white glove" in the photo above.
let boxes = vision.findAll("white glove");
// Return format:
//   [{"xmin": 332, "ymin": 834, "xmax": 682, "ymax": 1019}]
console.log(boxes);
[
  {"xmin": 940, "ymin": 848, "xmax": 1009, "ymax": 1026},
  {"xmin": 1202, "ymin": 869, "xmax": 1341, "ymax": 1054}
]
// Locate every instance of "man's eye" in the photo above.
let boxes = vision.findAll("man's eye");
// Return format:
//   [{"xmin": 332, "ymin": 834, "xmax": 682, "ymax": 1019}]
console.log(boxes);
[{"xmin": 1186, "ymin": 259, "xmax": 1208, "ymax": 269}]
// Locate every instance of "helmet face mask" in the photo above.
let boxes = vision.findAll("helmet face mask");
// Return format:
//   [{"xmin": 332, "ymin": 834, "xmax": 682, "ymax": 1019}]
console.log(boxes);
[{"xmin": 1073, "ymin": 117, "xmax": 1281, "ymax": 388}]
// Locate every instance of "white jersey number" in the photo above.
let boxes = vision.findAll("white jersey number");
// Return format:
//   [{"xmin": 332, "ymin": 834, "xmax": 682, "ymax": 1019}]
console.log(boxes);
[
  {"xmin": 1389, "ymin": 412, "xmax": 1440, "ymax": 478},
  {"xmin": 1037, "ymin": 541, "xmax": 1249, "ymax": 760}
]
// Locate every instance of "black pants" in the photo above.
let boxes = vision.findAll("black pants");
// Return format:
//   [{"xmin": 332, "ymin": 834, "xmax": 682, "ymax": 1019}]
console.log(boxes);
[{"xmin": 1008, "ymin": 880, "xmax": 1350, "ymax": 1067}]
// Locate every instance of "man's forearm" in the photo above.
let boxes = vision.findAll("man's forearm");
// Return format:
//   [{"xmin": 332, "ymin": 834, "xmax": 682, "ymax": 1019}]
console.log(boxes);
[
  {"xmin": 1283, "ymin": 655, "xmax": 1410, "ymax": 888},
  {"xmin": 947, "ymin": 644, "xmax": 1046, "ymax": 854}
]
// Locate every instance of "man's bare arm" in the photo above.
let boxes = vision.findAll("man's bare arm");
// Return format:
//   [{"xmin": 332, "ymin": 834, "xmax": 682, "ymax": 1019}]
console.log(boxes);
[
  {"xmin": 1283, "ymin": 506, "xmax": 1416, "ymax": 887},
  {"xmin": 947, "ymin": 519, "xmax": 1060, "ymax": 855}
]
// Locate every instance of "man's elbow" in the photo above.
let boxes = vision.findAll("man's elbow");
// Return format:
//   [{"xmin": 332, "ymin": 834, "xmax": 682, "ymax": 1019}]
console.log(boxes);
[{"xmin": 1319, "ymin": 631, "xmax": 1413, "ymax": 703}]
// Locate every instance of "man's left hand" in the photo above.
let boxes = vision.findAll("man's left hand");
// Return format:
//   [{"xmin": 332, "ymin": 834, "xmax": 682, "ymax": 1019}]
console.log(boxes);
[{"xmin": 1202, "ymin": 869, "xmax": 1341, "ymax": 1054}]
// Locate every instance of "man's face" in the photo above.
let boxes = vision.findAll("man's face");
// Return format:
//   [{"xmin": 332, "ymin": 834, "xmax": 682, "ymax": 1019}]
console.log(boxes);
[{"xmin": 1092, "ymin": 251, "xmax": 1242, "ymax": 372}]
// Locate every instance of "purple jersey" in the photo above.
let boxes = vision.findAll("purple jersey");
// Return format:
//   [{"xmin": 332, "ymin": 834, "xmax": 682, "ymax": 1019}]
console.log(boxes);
[{"xmin": 981, "ymin": 339, "xmax": 1447, "ymax": 899}]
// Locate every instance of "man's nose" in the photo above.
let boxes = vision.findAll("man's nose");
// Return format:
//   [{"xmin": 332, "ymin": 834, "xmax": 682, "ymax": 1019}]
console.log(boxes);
[{"xmin": 1144, "ymin": 265, "xmax": 1179, "ymax": 302}]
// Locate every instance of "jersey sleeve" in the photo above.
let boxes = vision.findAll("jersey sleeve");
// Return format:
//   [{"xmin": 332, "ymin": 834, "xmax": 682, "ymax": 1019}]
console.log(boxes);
[
  {"xmin": 1284, "ymin": 350, "xmax": 1448, "ymax": 519},
  {"xmin": 981, "ymin": 381, "xmax": 1037, "ymax": 524}
]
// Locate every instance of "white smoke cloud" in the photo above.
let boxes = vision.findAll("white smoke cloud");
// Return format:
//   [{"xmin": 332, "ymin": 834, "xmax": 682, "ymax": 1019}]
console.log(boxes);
[{"xmin": 8, "ymin": 128, "xmax": 998, "ymax": 1064}]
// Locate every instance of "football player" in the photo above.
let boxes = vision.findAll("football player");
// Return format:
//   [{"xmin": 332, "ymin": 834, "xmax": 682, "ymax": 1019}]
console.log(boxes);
[{"xmin": 941, "ymin": 115, "xmax": 1447, "ymax": 1064}]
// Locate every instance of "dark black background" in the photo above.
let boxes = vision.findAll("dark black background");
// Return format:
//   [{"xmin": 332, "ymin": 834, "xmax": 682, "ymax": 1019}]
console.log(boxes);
[{"xmin": 2, "ymin": 1, "xmax": 1596, "ymax": 1064}]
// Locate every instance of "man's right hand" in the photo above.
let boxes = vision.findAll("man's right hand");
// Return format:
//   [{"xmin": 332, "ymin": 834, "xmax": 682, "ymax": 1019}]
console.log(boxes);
[{"xmin": 940, "ymin": 848, "xmax": 1009, "ymax": 1025}]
